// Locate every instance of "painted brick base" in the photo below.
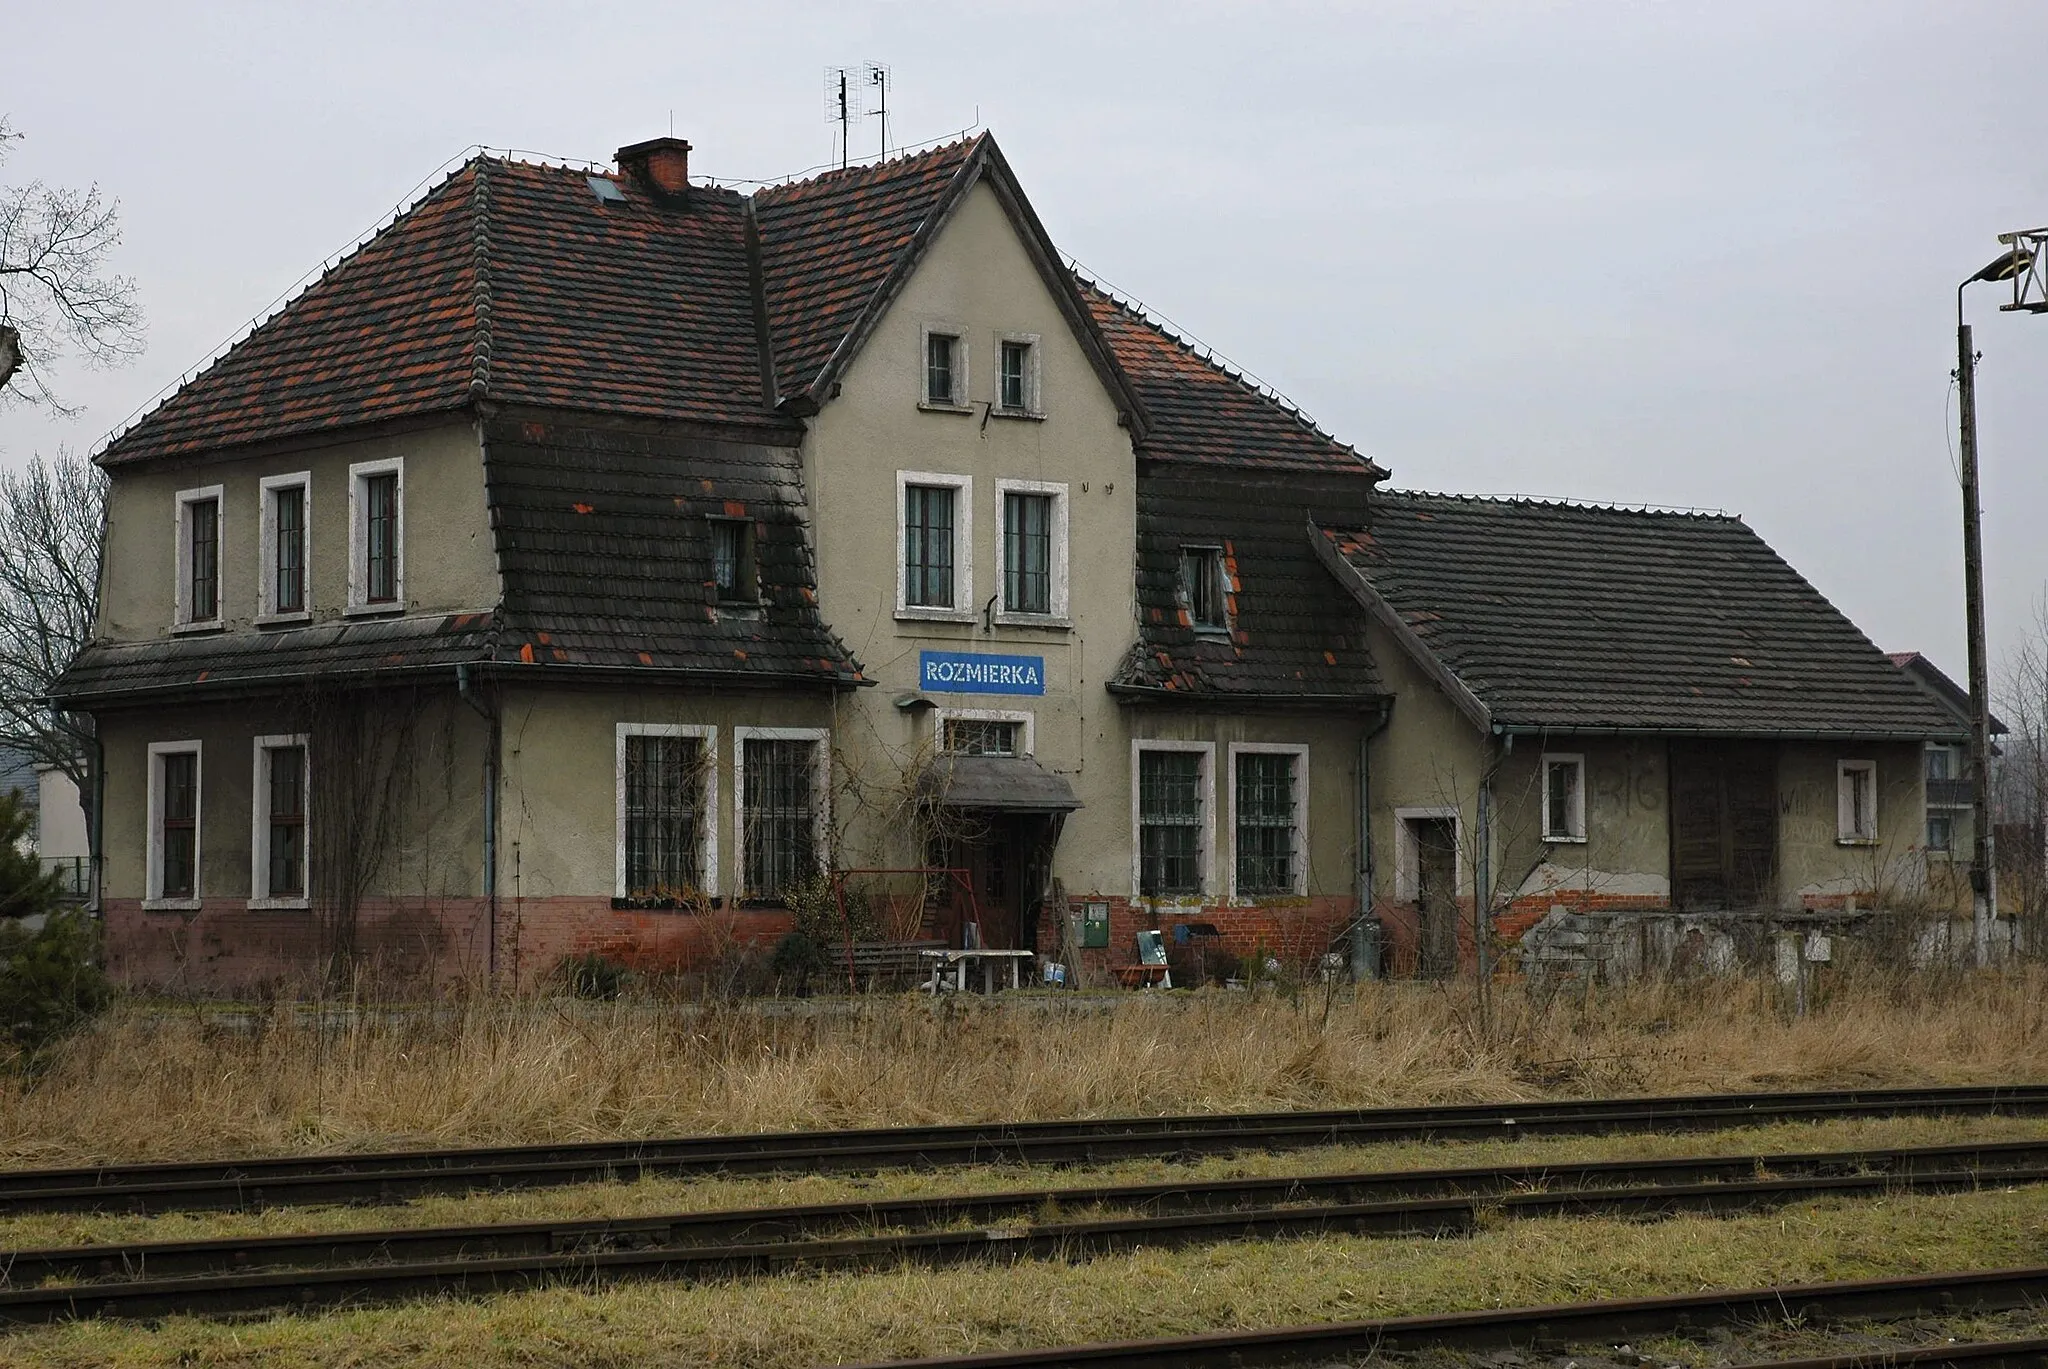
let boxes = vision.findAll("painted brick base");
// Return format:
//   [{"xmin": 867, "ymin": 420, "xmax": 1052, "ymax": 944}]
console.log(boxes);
[{"xmin": 1037, "ymin": 895, "xmax": 1357, "ymax": 984}]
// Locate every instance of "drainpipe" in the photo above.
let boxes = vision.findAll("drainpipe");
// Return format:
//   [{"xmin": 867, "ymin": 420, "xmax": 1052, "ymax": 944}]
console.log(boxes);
[
  {"xmin": 457, "ymin": 665, "xmax": 499, "ymax": 986},
  {"xmin": 1351, "ymin": 703, "xmax": 1393, "ymax": 981}
]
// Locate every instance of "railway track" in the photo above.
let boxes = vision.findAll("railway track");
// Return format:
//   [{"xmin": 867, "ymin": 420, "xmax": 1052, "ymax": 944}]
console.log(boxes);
[
  {"xmin": 7, "ymin": 1083, "xmax": 2047, "ymax": 1216},
  {"xmin": 3, "ymin": 1136, "xmax": 2045, "ymax": 1323},
  {"xmin": 841, "ymin": 1267, "xmax": 2048, "ymax": 1367},
  {"xmin": 1735, "ymin": 1344, "xmax": 2048, "ymax": 1369}
]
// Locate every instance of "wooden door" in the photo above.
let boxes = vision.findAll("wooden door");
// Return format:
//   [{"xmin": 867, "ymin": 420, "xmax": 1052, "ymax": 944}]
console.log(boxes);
[{"xmin": 1668, "ymin": 743, "xmax": 1778, "ymax": 911}]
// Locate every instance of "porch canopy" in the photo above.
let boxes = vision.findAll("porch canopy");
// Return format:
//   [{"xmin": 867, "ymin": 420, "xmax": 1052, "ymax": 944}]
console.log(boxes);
[{"xmin": 917, "ymin": 754, "xmax": 1082, "ymax": 813}]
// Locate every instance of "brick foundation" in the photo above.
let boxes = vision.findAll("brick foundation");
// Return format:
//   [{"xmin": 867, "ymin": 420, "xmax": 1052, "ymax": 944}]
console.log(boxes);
[{"xmin": 1037, "ymin": 894, "xmax": 1358, "ymax": 984}]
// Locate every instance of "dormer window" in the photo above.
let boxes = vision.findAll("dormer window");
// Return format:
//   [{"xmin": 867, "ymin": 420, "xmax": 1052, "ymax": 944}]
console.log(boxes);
[
  {"xmin": 1180, "ymin": 546, "xmax": 1228, "ymax": 632},
  {"xmin": 921, "ymin": 325, "xmax": 966, "ymax": 408},
  {"xmin": 996, "ymin": 335, "xmax": 1040, "ymax": 414},
  {"xmin": 710, "ymin": 517, "xmax": 757, "ymax": 603}
]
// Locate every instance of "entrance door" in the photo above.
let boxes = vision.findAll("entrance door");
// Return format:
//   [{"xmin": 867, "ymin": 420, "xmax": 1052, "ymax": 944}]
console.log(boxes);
[
  {"xmin": 941, "ymin": 814, "xmax": 1055, "ymax": 950},
  {"xmin": 1411, "ymin": 816, "xmax": 1460, "ymax": 979},
  {"xmin": 1669, "ymin": 743, "xmax": 1778, "ymax": 911}
]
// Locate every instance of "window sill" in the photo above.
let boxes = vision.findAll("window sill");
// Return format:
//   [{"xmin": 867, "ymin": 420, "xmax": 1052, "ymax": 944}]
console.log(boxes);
[
  {"xmin": 1836, "ymin": 836, "xmax": 1880, "ymax": 847},
  {"xmin": 917, "ymin": 400, "xmax": 975, "ymax": 415},
  {"xmin": 344, "ymin": 601, "xmax": 405, "ymax": 619},
  {"xmin": 1543, "ymin": 834, "xmax": 1588, "ymax": 845},
  {"xmin": 715, "ymin": 603, "xmax": 765, "ymax": 621},
  {"xmin": 169, "ymin": 619, "xmax": 224, "ymax": 636},
  {"xmin": 255, "ymin": 611, "xmax": 313, "ymax": 628},
  {"xmin": 732, "ymin": 895, "xmax": 790, "ymax": 911},
  {"xmin": 247, "ymin": 897, "xmax": 310, "ymax": 911},
  {"xmin": 992, "ymin": 612, "xmax": 1072, "ymax": 630},
  {"xmin": 896, "ymin": 607, "xmax": 976, "ymax": 624},
  {"xmin": 142, "ymin": 898, "xmax": 201, "ymax": 913},
  {"xmin": 612, "ymin": 895, "xmax": 723, "ymax": 912},
  {"xmin": 990, "ymin": 407, "xmax": 1046, "ymax": 422}
]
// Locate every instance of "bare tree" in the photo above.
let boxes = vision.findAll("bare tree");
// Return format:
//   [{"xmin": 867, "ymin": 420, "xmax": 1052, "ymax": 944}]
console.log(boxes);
[
  {"xmin": 0, "ymin": 450, "xmax": 104, "ymax": 810},
  {"xmin": 0, "ymin": 116, "xmax": 144, "ymax": 412}
]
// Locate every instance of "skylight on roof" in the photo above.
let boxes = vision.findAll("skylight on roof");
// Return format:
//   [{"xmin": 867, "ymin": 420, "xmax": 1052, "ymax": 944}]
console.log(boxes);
[{"xmin": 587, "ymin": 176, "xmax": 627, "ymax": 205}]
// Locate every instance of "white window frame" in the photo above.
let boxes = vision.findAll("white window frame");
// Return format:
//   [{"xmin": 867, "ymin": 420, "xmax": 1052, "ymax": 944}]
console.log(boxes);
[
  {"xmin": 895, "ymin": 469, "xmax": 974, "ymax": 621},
  {"xmin": 733, "ymin": 726, "xmax": 832, "ymax": 898},
  {"xmin": 918, "ymin": 321, "xmax": 970, "ymax": 411},
  {"xmin": 172, "ymin": 484, "xmax": 225, "ymax": 632},
  {"xmin": 1837, "ymin": 759, "xmax": 1879, "ymax": 844},
  {"xmin": 615, "ymin": 723, "xmax": 719, "ymax": 900},
  {"xmin": 992, "ymin": 330, "xmax": 1044, "ymax": 417},
  {"xmin": 993, "ymin": 478, "xmax": 1070, "ymax": 625},
  {"xmin": 1130, "ymin": 740, "xmax": 1216, "ymax": 900},
  {"xmin": 249, "ymin": 733, "xmax": 311, "ymax": 909},
  {"xmin": 346, "ymin": 456, "xmax": 405, "ymax": 614},
  {"xmin": 1393, "ymin": 806, "xmax": 1466, "ymax": 902},
  {"xmin": 1226, "ymin": 742, "xmax": 1309, "ymax": 899},
  {"xmin": 1540, "ymin": 752, "xmax": 1587, "ymax": 843},
  {"xmin": 145, "ymin": 740, "xmax": 204, "ymax": 910},
  {"xmin": 935, "ymin": 708, "xmax": 1036, "ymax": 757},
  {"xmin": 257, "ymin": 471, "xmax": 313, "ymax": 624},
  {"xmin": 1925, "ymin": 809, "xmax": 1957, "ymax": 858}
]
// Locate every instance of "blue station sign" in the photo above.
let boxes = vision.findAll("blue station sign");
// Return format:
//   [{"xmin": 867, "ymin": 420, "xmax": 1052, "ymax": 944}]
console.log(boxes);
[{"xmin": 920, "ymin": 650, "xmax": 1047, "ymax": 696}]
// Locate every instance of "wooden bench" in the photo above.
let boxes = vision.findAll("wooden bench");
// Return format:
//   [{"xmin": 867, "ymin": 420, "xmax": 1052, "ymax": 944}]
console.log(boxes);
[{"xmin": 839, "ymin": 940, "xmax": 948, "ymax": 990}]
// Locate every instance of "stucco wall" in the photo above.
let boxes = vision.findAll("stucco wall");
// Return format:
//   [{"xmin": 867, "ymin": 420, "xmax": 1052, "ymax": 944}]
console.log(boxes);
[
  {"xmin": 1495, "ymin": 736, "xmax": 1673, "ymax": 904},
  {"xmin": 99, "ymin": 420, "xmax": 496, "ymax": 639},
  {"xmin": 801, "ymin": 177, "xmax": 1141, "ymax": 892},
  {"xmin": 1778, "ymin": 740, "xmax": 1926, "ymax": 905}
]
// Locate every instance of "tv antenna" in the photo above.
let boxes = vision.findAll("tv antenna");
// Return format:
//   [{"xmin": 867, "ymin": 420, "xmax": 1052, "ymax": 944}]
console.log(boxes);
[{"xmin": 825, "ymin": 63, "xmax": 892, "ymax": 168}]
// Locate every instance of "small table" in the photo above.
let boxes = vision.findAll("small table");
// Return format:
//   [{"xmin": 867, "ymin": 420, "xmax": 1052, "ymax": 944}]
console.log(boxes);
[{"xmin": 920, "ymin": 948, "xmax": 1037, "ymax": 994}]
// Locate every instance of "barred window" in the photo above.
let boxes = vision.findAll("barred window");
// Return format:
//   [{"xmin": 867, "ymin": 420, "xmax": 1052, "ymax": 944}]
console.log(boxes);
[
  {"xmin": 623, "ymin": 734, "xmax": 706, "ymax": 898},
  {"xmin": 944, "ymin": 719, "xmax": 1020, "ymax": 756},
  {"xmin": 744, "ymin": 738, "xmax": 818, "ymax": 897},
  {"xmin": 158, "ymin": 750, "xmax": 199, "ymax": 900},
  {"xmin": 904, "ymin": 484, "xmax": 956, "ymax": 608},
  {"xmin": 1139, "ymin": 749, "xmax": 1204, "ymax": 896},
  {"xmin": 264, "ymin": 743, "xmax": 306, "ymax": 898},
  {"xmin": 1234, "ymin": 752, "xmax": 1297, "ymax": 895},
  {"xmin": 1003, "ymin": 491, "xmax": 1052, "ymax": 615}
]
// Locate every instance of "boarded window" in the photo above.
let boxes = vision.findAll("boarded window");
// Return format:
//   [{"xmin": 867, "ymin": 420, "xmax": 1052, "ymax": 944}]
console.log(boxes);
[
  {"xmin": 744, "ymin": 738, "xmax": 817, "ymax": 897},
  {"xmin": 1669, "ymin": 743, "xmax": 1777, "ymax": 911},
  {"xmin": 1234, "ymin": 752, "xmax": 1296, "ymax": 895},
  {"xmin": 624, "ymin": 735, "xmax": 706, "ymax": 897},
  {"xmin": 1139, "ymin": 749, "xmax": 1203, "ymax": 895}
]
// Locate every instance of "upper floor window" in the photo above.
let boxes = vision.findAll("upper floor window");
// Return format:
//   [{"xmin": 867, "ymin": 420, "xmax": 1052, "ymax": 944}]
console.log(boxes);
[
  {"xmin": 174, "ymin": 486, "xmax": 223, "ymax": 628},
  {"xmin": 259, "ymin": 472, "xmax": 311, "ymax": 620},
  {"xmin": 1838, "ymin": 760, "xmax": 1878, "ymax": 843},
  {"xmin": 1233, "ymin": 746, "xmax": 1305, "ymax": 897},
  {"xmin": 1180, "ymin": 545, "xmax": 1228, "ymax": 632},
  {"xmin": 898, "ymin": 471, "xmax": 971, "ymax": 616},
  {"xmin": 710, "ymin": 517, "xmax": 757, "ymax": 604},
  {"xmin": 617, "ymin": 724, "xmax": 716, "ymax": 900},
  {"xmin": 1542, "ymin": 754, "xmax": 1586, "ymax": 842},
  {"xmin": 252, "ymin": 735, "xmax": 309, "ymax": 906},
  {"xmin": 923, "ymin": 327, "xmax": 965, "ymax": 407},
  {"xmin": 738, "ymin": 728, "xmax": 828, "ymax": 899},
  {"xmin": 147, "ymin": 740, "xmax": 202, "ymax": 906},
  {"xmin": 998, "ymin": 481, "xmax": 1068, "ymax": 621},
  {"xmin": 1925, "ymin": 745, "xmax": 1958, "ymax": 782},
  {"xmin": 1136, "ymin": 743, "xmax": 1211, "ymax": 897},
  {"xmin": 348, "ymin": 458, "xmax": 404, "ymax": 612},
  {"xmin": 996, "ymin": 334, "xmax": 1040, "ymax": 414}
]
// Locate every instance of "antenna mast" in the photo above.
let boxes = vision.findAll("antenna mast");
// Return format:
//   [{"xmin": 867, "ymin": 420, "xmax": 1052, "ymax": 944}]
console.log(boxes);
[
  {"xmin": 825, "ymin": 64, "xmax": 892, "ymax": 168},
  {"xmin": 867, "ymin": 63, "xmax": 890, "ymax": 158}
]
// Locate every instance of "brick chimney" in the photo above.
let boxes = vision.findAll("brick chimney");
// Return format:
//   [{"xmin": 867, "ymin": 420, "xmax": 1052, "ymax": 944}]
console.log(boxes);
[{"xmin": 615, "ymin": 137, "xmax": 692, "ymax": 205}]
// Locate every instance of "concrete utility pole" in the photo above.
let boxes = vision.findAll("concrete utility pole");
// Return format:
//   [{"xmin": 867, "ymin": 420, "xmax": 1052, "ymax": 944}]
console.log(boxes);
[{"xmin": 1956, "ymin": 237, "xmax": 2042, "ymax": 967}]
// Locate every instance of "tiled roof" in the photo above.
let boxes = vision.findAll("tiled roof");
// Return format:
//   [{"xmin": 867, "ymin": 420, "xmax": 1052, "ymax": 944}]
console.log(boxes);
[
  {"xmin": 1078, "ymin": 279, "xmax": 1386, "ymax": 477},
  {"xmin": 481, "ymin": 416, "xmax": 862, "ymax": 685},
  {"xmin": 1117, "ymin": 467, "xmax": 1385, "ymax": 703},
  {"xmin": 51, "ymin": 613, "xmax": 496, "ymax": 707},
  {"xmin": 1888, "ymin": 651, "xmax": 2005, "ymax": 734},
  {"xmin": 1322, "ymin": 493, "xmax": 1963, "ymax": 738},
  {"xmin": 753, "ymin": 139, "xmax": 981, "ymax": 404}
]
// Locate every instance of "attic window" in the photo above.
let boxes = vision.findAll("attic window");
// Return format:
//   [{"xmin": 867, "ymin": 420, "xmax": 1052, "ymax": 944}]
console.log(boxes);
[
  {"xmin": 1180, "ymin": 546, "xmax": 1228, "ymax": 632},
  {"xmin": 587, "ymin": 176, "xmax": 627, "ymax": 205},
  {"xmin": 710, "ymin": 517, "xmax": 758, "ymax": 603}
]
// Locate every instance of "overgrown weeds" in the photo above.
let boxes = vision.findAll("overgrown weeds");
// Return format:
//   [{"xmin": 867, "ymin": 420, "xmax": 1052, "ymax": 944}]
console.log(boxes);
[{"xmin": 0, "ymin": 963, "xmax": 2041, "ymax": 1166}]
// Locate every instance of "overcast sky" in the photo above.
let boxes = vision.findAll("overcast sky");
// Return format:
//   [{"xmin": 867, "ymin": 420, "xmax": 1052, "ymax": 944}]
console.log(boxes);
[{"xmin": 6, "ymin": 1, "xmax": 2046, "ymax": 683}]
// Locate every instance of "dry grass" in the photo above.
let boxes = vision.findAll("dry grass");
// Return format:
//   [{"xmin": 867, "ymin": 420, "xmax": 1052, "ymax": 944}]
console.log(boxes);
[
  {"xmin": 5, "ymin": 1181, "xmax": 2046, "ymax": 1367},
  {"xmin": 4, "ymin": 966, "xmax": 2047, "ymax": 1168}
]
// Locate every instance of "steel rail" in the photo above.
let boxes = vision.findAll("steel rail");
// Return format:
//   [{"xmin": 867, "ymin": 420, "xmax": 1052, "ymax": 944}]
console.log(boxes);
[
  {"xmin": 6, "ymin": 1084, "xmax": 2048, "ymax": 1216},
  {"xmin": 10, "ymin": 1137, "xmax": 2048, "ymax": 1288},
  {"xmin": 841, "ymin": 1268, "xmax": 2048, "ymax": 1368},
  {"xmin": 4, "ymin": 1156, "xmax": 2046, "ymax": 1322},
  {"xmin": 1730, "ymin": 1342, "xmax": 2048, "ymax": 1369}
]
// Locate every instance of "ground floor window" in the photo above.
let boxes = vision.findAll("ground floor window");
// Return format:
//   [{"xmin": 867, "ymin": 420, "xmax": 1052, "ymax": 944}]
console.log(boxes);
[
  {"xmin": 739, "ymin": 729, "xmax": 826, "ymax": 898},
  {"xmin": 1542, "ymin": 753, "xmax": 1586, "ymax": 842},
  {"xmin": 148, "ymin": 741, "xmax": 203, "ymax": 905},
  {"xmin": 1232, "ymin": 746, "xmax": 1304, "ymax": 896},
  {"xmin": 1136, "ymin": 744, "xmax": 1210, "ymax": 896},
  {"xmin": 252, "ymin": 735, "xmax": 309, "ymax": 904},
  {"xmin": 1837, "ymin": 760, "xmax": 1878, "ymax": 842},
  {"xmin": 616, "ymin": 724, "xmax": 716, "ymax": 900},
  {"xmin": 1926, "ymin": 810, "xmax": 1956, "ymax": 854}
]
